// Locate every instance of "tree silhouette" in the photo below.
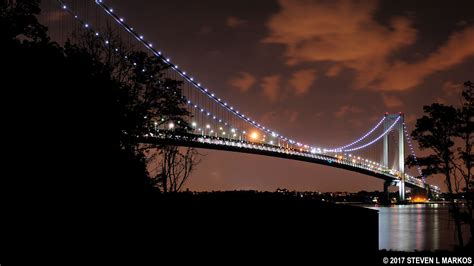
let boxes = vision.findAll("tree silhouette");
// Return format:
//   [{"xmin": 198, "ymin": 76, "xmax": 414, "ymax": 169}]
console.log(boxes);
[
  {"xmin": 149, "ymin": 146, "xmax": 199, "ymax": 193},
  {"xmin": 0, "ymin": 0, "xmax": 48, "ymax": 43},
  {"xmin": 68, "ymin": 25, "xmax": 200, "ymax": 194},
  {"xmin": 1, "ymin": 0, "xmax": 165, "ymax": 202},
  {"xmin": 408, "ymin": 81, "xmax": 474, "ymax": 248},
  {"xmin": 455, "ymin": 81, "xmax": 474, "ymax": 246}
]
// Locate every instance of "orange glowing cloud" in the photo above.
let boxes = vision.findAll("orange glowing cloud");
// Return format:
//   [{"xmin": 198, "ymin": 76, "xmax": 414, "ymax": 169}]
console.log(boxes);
[
  {"xmin": 442, "ymin": 81, "xmax": 464, "ymax": 95},
  {"xmin": 334, "ymin": 105, "xmax": 363, "ymax": 118},
  {"xmin": 229, "ymin": 72, "xmax": 257, "ymax": 92},
  {"xmin": 263, "ymin": 0, "xmax": 416, "ymax": 64},
  {"xmin": 326, "ymin": 65, "xmax": 343, "ymax": 77},
  {"xmin": 261, "ymin": 75, "xmax": 281, "ymax": 103},
  {"xmin": 382, "ymin": 94, "xmax": 403, "ymax": 108},
  {"xmin": 373, "ymin": 26, "xmax": 474, "ymax": 91},
  {"xmin": 263, "ymin": 0, "xmax": 474, "ymax": 92},
  {"xmin": 289, "ymin": 69, "xmax": 317, "ymax": 95}
]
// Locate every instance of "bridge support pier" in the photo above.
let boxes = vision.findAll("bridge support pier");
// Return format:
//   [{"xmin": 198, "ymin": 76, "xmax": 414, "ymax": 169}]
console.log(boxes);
[
  {"xmin": 382, "ymin": 180, "xmax": 399, "ymax": 204},
  {"xmin": 398, "ymin": 113, "xmax": 405, "ymax": 202},
  {"xmin": 398, "ymin": 180, "xmax": 405, "ymax": 202},
  {"xmin": 383, "ymin": 114, "xmax": 389, "ymax": 168},
  {"xmin": 382, "ymin": 181, "xmax": 392, "ymax": 205},
  {"xmin": 382, "ymin": 113, "xmax": 406, "ymax": 202}
]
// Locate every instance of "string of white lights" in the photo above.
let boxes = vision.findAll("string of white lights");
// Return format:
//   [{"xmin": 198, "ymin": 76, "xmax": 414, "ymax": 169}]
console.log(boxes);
[
  {"xmin": 343, "ymin": 116, "xmax": 401, "ymax": 152},
  {"xmin": 185, "ymin": 99, "xmax": 248, "ymax": 136},
  {"xmin": 56, "ymin": 0, "xmax": 263, "ymax": 144},
  {"xmin": 403, "ymin": 122, "xmax": 425, "ymax": 183},
  {"xmin": 325, "ymin": 116, "xmax": 386, "ymax": 152},
  {"xmin": 91, "ymin": 0, "xmax": 309, "ymax": 147}
]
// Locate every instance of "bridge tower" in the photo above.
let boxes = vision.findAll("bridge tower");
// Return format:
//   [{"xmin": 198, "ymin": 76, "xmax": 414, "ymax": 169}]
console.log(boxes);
[{"xmin": 383, "ymin": 113, "xmax": 405, "ymax": 202}]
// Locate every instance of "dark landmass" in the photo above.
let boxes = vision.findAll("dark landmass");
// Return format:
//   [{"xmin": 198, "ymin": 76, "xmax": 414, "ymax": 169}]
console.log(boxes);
[{"xmin": 142, "ymin": 191, "xmax": 379, "ymax": 263}]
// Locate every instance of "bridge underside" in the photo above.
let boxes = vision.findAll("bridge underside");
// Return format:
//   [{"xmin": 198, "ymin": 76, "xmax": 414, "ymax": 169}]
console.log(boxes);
[{"xmin": 141, "ymin": 136, "xmax": 423, "ymax": 190}]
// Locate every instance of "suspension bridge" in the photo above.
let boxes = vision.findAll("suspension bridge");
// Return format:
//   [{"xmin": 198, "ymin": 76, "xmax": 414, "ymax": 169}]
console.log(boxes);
[{"xmin": 43, "ymin": 0, "xmax": 440, "ymax": 200}]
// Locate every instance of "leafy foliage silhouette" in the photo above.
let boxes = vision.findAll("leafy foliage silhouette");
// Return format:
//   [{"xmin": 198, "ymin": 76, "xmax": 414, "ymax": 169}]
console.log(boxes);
[
  {"xmin": 407, "ymin": 81, "xmax": 474, "ymax": 249},
  {"xmin": 1, "ymin": 0, "xmax": 194, "ymax": 208}
]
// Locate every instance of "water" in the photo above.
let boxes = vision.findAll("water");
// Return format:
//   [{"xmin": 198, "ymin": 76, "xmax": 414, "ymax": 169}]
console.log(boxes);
[{"xmin": 365, "ymin": 204, "xmax": 470, "ymax": 251}]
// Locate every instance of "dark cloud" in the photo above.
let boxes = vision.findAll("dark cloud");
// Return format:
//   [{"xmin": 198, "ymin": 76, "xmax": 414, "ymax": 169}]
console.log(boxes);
[
  {"xmin": 197, "ymin": 25, "xmax": 213, "ymax": 35},
  {"xmin": 42, "ymin": 10, "xmax": 68, "ymax": 23},
  {"xmin": 226, "ymin": 16, "xmax": 247, "ymax": 28}
]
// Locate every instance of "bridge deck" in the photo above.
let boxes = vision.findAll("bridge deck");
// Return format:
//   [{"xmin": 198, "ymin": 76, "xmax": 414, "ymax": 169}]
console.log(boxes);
[{"xmin": 140, "ymin": 133, "xmax": 439, "ymax": 194}]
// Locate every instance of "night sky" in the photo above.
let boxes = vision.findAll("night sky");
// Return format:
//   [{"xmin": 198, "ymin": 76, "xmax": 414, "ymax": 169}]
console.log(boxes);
[{"xmin": 87, "ymin": 0, "xmax": 474, "ymax": 192}]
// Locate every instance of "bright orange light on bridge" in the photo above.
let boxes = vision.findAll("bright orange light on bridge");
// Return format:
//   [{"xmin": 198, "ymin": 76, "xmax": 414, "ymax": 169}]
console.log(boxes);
[{"xmin": 250, "ymin": 132, "xmax": 259, "ymax": 140}]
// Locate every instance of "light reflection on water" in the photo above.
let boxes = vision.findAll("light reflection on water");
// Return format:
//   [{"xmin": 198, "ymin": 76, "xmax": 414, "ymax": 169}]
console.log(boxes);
[{"xmin": 365, "ymin": 204, "xmax": 469, "ymax": 251}]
